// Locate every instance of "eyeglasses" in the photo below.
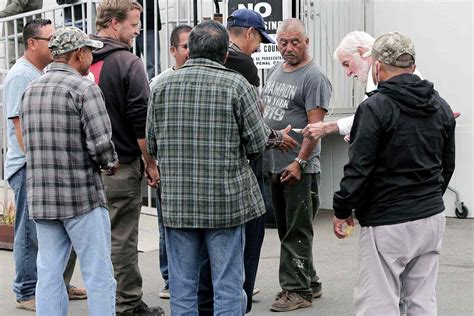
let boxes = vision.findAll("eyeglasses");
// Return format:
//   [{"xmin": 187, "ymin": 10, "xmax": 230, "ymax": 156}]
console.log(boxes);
[
  {"xmin": 32, "ymin": 36, "xmax": 52, "ymax": 42},
  {"xmin": 174, "ymin": 44, "xmax": 188, "ymax": 49}
]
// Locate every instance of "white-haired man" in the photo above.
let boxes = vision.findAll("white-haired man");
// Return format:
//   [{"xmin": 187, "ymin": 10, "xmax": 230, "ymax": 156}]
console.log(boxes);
[
  {"xmin": 303, "ymin": 31, "xmax": 426, "ymax": 139},
  {"xmin": 303, "ymin": 31, "xmax": 462, "ymax": 140},
  {"xmin": 302, "ymin": 31, "xmax": 375, "ymax": 139},
  {"xmin": 333, "ymin": 31, "xmax": 455, "ymax": 316}
]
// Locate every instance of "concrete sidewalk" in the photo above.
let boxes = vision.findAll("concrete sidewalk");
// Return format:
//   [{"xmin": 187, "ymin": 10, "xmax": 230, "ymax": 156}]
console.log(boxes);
[{"xmin": 1, "ymin": 210, "xmax": 473, "ymax": 315}]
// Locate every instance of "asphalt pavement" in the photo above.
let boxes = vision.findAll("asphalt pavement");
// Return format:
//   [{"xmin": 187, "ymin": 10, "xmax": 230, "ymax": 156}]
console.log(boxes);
[{"xmin": 1, "ymin": 209, "xmax": 473, "ymax": 315}]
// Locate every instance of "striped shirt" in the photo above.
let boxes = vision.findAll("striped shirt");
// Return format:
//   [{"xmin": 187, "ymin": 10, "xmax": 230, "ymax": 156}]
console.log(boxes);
[
  {"xmin": 21, "ymin": 62, "xmax": 118, "ymax": 219},
  {"xmin": 147, "ymin": 58, "xmax": 270, "ymax": 228}
]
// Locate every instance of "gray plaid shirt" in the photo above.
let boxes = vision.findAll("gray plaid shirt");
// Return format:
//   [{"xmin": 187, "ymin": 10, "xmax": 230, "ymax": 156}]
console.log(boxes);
[
  {"xmin": 147, "ymin": 58, "xmax": 270, "ymax": 228},
  {"xmin": 21, "ymin": 62, "xmax": 118, "ymax": 220}
]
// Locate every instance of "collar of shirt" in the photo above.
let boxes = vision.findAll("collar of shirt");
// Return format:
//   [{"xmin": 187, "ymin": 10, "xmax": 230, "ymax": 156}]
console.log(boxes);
[
  {"xmin": 229, "ymin": 42, "xmax": 244, "ymax": 54},
  {"xmin": 46, "ymin": 62, "xmax": 82, "ymax": 76},
  {"xmin": 181, "ymin": 57, "xmax": 228, "ymax": 71}
]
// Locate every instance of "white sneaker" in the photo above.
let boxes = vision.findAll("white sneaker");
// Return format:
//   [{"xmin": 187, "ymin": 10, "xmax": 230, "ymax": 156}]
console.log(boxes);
[
  {"xmin": 252, "ymin": 288, "xmax": 261, "ymax": 296},
  {"xmin": 159, "ymin": 287, "xmax": 170, "ymax": 299}
]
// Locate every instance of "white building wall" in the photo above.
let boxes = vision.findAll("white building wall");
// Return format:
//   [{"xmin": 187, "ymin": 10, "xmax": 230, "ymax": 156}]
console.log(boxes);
[{"xmin": 371, "ymin": 0, "xmax": 474, "ymax": 217}]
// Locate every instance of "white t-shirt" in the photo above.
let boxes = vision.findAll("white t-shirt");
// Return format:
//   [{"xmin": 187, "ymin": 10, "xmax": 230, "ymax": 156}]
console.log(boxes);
[
  {"xmin": 84, "ymin": 72, "xmax": 95, "ymax": 82},
  {"xmin": 336, "ymin": 67, "xmax": 422, "ymax": 135},
  {"xmin": 150, "ymin": 67, "xmax": 174, "ymax": 90}
]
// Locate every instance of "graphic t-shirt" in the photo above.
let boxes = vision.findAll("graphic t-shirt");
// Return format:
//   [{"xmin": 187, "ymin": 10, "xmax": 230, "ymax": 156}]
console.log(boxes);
[{"xmin": 262, "ymin": 62, "xmax": 332, "ymax": 174}]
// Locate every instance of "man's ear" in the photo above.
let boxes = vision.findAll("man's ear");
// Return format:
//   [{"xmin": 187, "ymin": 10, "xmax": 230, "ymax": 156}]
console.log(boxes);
[
  {"xmin": 246, "ymin": 27, "xmax": 254, "ymax": 39},
  {"xmin": 77, "ymin": 47, "xmax": 88, "ymax": 62},
  {"xmin": 357, "ymin": 47, "xmax": 368, "ymax": 58},
  {"xmin": 170, "ymin": 46, "xmax": 176, "ymax": 58},
  {"xmin": 110, "ymin": 17, "xmax": 120, "ymax": 31},
  {"xmin": 27, "ymin": 38, "xmax": 37, "ymax": 51},
  {"xmin": 75, "ymin": 48, "xmax": 82, "ymax": 62}
]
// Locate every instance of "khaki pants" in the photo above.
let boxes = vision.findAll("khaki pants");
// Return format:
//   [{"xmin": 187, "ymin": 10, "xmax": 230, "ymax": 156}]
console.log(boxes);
[
  {"xmin": 354, "ymin": 212, "xmax": 446, "ymax": 316},
  {"xmin": 103, "ymin": 158, "xmax": 143, "ymax": 313}
]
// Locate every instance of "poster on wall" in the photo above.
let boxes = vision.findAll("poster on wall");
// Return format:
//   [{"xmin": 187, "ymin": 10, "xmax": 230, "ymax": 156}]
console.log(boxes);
[{"xmin": 227, "ymin": 0, "xmax": 292, "ymax": 69}]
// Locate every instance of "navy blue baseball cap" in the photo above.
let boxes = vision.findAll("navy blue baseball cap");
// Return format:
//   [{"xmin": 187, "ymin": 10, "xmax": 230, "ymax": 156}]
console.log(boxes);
[{"xmin": 227, "ymin": 9, "xmax": 275, "ymax": 44}]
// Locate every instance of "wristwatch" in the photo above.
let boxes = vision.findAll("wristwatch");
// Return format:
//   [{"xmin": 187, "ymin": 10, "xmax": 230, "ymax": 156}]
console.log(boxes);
[{"xmin": 294, "ymin": 157, "xmax": 308, "ymax": 170}]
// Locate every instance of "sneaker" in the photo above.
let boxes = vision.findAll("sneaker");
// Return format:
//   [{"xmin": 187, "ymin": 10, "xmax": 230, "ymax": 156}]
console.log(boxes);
[
  {"xmin": 116, "ymin": 301, "xmax": 165, "ymax": 316},
  {"xmin": 312, "ymin": 285, "xmax": 322, "ymax": 298},
  {"xmin": 274, "ymin": 290, "xmax": 284, "ymax": 300},
  {"xmin": 270, "ymin": 290, "xmax": 312, "ymax": 312},
  {"xmin": 252, "ymin": 288, "xmax": 261, "ymax": 296},
  {"xmin": 275, "ymin": 287, "xmax": 321, "ymax": 300},
  {"xmin": 68, "ymin": 285, "xmax": 87, "ymax": 300},
  {"xmin": 16, "ymin": 298, "xmax": 36, "ymax": 311},
  {"xmin": 159, "ymin": 287, "xmax": 170, "ymax": 299}
]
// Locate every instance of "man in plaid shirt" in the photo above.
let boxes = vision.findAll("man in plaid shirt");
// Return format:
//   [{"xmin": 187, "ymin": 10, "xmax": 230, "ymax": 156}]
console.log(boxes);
[
  {"xmin": 21, "ymin": 27, "xmax": 118, "ymax": 315},
  {"xmin": 147, "ymin": 20, "xmax": 270, "ymax": 315}
]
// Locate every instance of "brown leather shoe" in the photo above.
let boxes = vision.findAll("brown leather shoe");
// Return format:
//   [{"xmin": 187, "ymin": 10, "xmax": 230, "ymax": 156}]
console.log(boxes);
[
  {"xmin": 116, "ymin": 301, "xmax": 165, "ymax": 316},
  {"xmin": 16, "ymin": 298, "xmax": 36, "ymax": 311},
  {"xmin": 68, "ymin": 285, "xmax": 87, "ymax": 300},
  {"xmin": 270, "ymin": 290, "xmax": 312, "ymax": 312}
]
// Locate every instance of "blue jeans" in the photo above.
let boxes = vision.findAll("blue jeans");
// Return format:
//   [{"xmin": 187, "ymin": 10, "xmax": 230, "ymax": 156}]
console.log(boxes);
[
  {"xmin": 156, "ymin": 187, "xmax": 169, "ymax": 288},
  {"xmin": 8, "ymin": 166, "xmax": 37, "ymax": 301},
  {"xmin": 35, "ymin": 207, "xmax": 116, "ymax": 316},
  {"xmin": 198, "ymin": 214, "xmax": 265, "ymax": 314},
  {"xmin": 199, "ymin": 157, "xmax": 267, "ymax": 314},
  {"xmin": 165, "ymin": 225, "xmax": 246, "ymax": 315},
  {"xmin": 136, "ymin": 29, "xmax": 161, "ymax": 80}
]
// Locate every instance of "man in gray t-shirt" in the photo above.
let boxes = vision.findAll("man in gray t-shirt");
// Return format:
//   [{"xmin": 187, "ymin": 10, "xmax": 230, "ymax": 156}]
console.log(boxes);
[
  {"xmin": 262, "ymin": 18, "xmax": 332, "ymax": 312},
  {"xmin": 263, "ymin": 62, "xmax": 331, "ymax": 173}
]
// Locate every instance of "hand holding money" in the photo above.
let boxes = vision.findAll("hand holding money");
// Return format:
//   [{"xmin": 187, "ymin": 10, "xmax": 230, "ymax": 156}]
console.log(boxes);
[{"xmin": 333, "ymin": 215, "xmax": 355, "ymax": 239}]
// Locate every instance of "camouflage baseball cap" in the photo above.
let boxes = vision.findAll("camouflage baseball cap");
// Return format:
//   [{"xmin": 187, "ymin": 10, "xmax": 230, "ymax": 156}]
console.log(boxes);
[
  {"xmin": 49, "ymin": 26, "xmax": 103, "ymax": 56},
  {"xmin": 367, "ymin": 32, "xmax": 415, "ymax": 67}
]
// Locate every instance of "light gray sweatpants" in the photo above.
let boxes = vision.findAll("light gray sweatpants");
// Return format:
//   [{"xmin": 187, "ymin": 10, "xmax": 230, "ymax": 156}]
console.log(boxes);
[{"xmin": 354, "ymin": 212, "xmax": 446, "ymax": 316}]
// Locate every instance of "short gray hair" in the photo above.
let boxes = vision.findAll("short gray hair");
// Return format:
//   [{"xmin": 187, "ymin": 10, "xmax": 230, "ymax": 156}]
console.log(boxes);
[
  {"xmin": 227, "ymin": 26, "xmax": 248, "ymax": 37},
  {"xmin": 276, "ymin": 18, "xmax": 307, "ymax": 38},
  {"xmin": 333, "ymin": 31, "xmax": 374, "ymax": 60},
  {"xmin": 188, "ymin": 20, "xmax": 229, "ymax": 64}
]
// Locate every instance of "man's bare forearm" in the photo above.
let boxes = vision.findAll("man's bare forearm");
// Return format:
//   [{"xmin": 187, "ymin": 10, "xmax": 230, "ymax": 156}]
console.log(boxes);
[
  {"xmin": 12, "ymin": 117, "xmax": 24, "ymax": 152},
  {"xmin": 322, "ymin": 121, "xmax": 339, "ymax": 135},
  {"xmin": 137, "ymin": 138, "xmax": 156, "ymax": 165},
  {"xmin": 298, "ymin": 137, "xmax": 318, "ymax": 160}
]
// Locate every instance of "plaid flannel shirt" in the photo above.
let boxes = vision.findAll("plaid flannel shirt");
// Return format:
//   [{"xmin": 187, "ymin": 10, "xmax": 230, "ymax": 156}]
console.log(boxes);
[
  {"xmin": 147, "ymin": 58, "xmax": 270, "ymax": 228},
  {"xmin": 21, "ymin": 62, "xmax": 118, "ymax": 219}
]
